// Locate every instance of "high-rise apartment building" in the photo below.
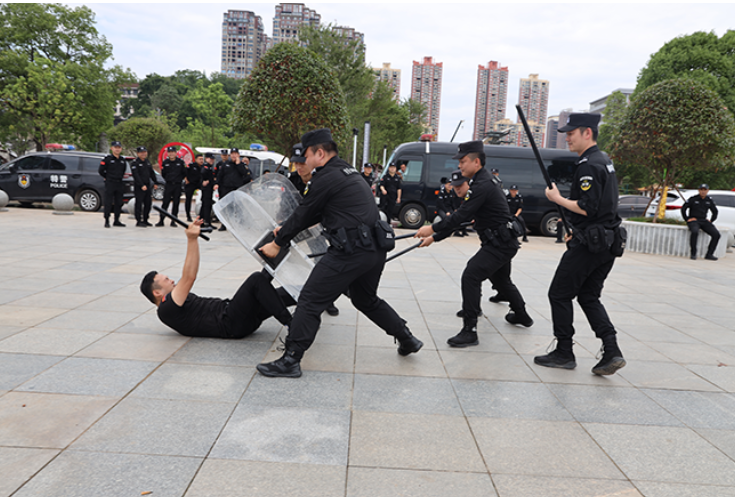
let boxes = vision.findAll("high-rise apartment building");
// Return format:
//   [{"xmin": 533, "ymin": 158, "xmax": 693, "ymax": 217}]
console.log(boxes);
[
  {"xmin": 473, "ymin": 61, "xmax": 509, "ymax": 141},
  {"xmin": 271, "ymin": 3, "xmax": 321, "ymax": 46},
  {"xmin": 514, "ymin": 73, "xmax": 550, "ymax": 147},
  {"xmin": 221, "ymin": 10, "xmax": 268, "ymax": 79},
  {"xmin": 374, "ymin": 63, "xmax": 401, "ymax": 101},
  {"xmin": 546, "ymin": 116, "xmax": 559, "ymax": 149},
  {"xmin": 411, "ymin": 57, "xmax": 443, "ymax": 136}
]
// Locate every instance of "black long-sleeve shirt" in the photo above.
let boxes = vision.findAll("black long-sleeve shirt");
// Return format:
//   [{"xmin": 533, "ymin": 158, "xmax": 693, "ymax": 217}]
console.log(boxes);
[
  {"xmin": 185, "ymin": 162, "xmax": 202, "ymax": 187},
  {"xmin": 275, "ymin": 155, "xmax": 378, "ymax": 247},
  {"xmin": 98, "ymin": 154, "xmax": 126, "ymax": 183},
  {"xmin": 682, "ymin": 194, "xmax": 718, "ymax": 222},
  {"xmin": 130, "ymin": 158, "xmax": 155, "ymax": 187},
  {"xmin": 161, "ymin": 157, "xmax": 186, "ymax": 184},
  {"xmin": 566, "ymin": 145, "xmax": 620, "ymax": 231},
  {"xmin": 217, "ymin": 160, "xmax": 252, "ymax": 189}
]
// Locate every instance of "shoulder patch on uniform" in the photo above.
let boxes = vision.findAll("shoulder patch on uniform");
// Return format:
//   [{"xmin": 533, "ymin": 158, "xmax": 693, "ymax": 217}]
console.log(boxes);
[
  {"xmin": 606, "ymin": 163, "xmax": 615, "ymax": 173},
  {"xmin": 577, "ymin": 158, "xmax": 588, "ymax": 164},
  {"xmin": 304, "ymin": 181, "xmax": 311, "ymax": 195},
  {"xmin": 464, "ymin": 190, "xmax": 472, "ymax": 201},
  {"xmin": 341, "ymin": 167, "xmax": 358, "ymax": 176},
  {"xmin": 580, "ymin": 175, "xmax": 593, "ymax": 191}
]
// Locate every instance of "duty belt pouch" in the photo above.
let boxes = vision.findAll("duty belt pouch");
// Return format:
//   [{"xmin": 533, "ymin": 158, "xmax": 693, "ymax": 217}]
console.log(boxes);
[
  {"xmin": 585, "ymin": 224, "xmax": 612, "ymax": 254},
  {"xmin": 357, "ymin": 223, "xmax": 372, "ymax": 249},
  {"xmin": 610, "ymin": 226, "xmax": 627, "ymax": 257},
  {"xmin": 374, "ymin": 220, "xmax": 395, "ymax": 251},
  {"xmin": 328, "ymin": 228, "xmax": 353, "ymax": 255},
  {"xmin": 509, "ymin": 220, "xmax": 523, "ymax": 238},
  {"xmin": 483, "ymin": 228, "xmax": 500, "ymax": 248}
]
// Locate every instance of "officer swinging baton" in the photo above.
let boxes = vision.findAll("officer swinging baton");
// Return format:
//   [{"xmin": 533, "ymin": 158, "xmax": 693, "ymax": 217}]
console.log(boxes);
[
  {"xmin": 153, "ymin": 205, "xmax": 211, "ymax": 241},
  {"xmin": 515, "ymin": 104, "xmax": 570, "ymax": 236}
]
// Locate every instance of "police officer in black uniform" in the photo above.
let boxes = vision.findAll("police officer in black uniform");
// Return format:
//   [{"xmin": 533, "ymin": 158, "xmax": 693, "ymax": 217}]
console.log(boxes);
[
  {"xmin": 156, "ymin": 146, "xmax": 186, "ymax": 227},
  {"xmin": 130, "ymin": 146, "xmax": 155, "ymax": 227},
  {"xmin": 215, "ymin": 148, "xmax": 252, "ymax": 231},
  {"xmin": 682, "ymin": 184, "xmax": 720, "ymax": 260},
  {"xmin": 379, "ymin": 161, "xmax": 402, "ymax": 221},
  {"xmin": 98, "ymin": 140, "xmax": 127, "ymax": 228},
  {"xmin": 361, "ymin": 163, "xmax": 375, "ymax": 187},
  {"xmin": 184, "ymin": 154, "xmax": 203, "ymax": 222},
  {"xmin": 199, "ymin": 153, "xmax": 217, "ymax": 229},
  {"xmin": 535, "ymin": 112, "xmax": 626, "ymax": 376},
  {"xmin": 256, "ymin": 128, "xmax": 423, "ymax": 378},
  {"xmin": 416, "ymin": 142, "xmax": 533, "ymax": 347},
  {"xmin": 507, "ymin": 185, "xmax": 528, "ymax": 243},
  {"xmin": 287, "ymin": 143, "xmax": 307, "ymax": 194}
]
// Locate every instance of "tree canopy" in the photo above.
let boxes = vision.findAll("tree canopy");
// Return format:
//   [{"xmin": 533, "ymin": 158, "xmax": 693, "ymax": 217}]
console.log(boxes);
[
  {"xmin": 106, "ymin": 117, "xmax": 173, "ymax": 163},
  {"xmin": 232, "ymin": 42, "xmax": 348, "ymax": 157}
]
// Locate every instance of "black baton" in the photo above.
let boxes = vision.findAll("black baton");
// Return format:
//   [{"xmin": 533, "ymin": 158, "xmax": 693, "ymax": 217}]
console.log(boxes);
[
  {"xmin": 153, "ymin": 205, "xmax": 211, "ymax": 241},
  {"xmin": 515, "ymin": 104, "xmax": 570, "ymax": 236}
]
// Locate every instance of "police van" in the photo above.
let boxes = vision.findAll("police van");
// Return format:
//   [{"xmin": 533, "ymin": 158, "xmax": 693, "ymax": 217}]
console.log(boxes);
[
  {"xmin": 0, "ymin": 151, "xmax": 134, "ymax": 211},
  {"xmin": 380, "ymin": 141, "xmax": 579, "ymax": 235}
]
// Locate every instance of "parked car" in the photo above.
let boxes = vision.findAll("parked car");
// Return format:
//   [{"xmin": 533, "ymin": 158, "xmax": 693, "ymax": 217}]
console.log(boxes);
[
  {"xmin": 378, "ymin": 141, "xmax": 579, "ymax": 234},
  {"xmin": 0, "ymin": 151, "xmax": 134, "ymax": 211},
  {"xmin": 646, "ymin": 189, "xmax": 735, "ymax": 230},
  {"xmin": 617, "ymin": 195, "xmax": 651, "ymax": 219}
]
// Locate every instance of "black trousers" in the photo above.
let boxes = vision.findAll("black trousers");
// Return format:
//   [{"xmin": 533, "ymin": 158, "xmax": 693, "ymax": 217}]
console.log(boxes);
[
  {"xmin": 134, "ymin": 185, "xmax": 151, "ymax": 223},
  {"xmin": 222, "ymin": 271, "xmax": 296, "ymax": 339},
  {"xmin": 381, "ymin": 195, "xmax": 397, "ymax": 221},
  {"xmin": 461, "ymin": 243, "xmax": 525, "ymax": 320},
  {"xmin": 103, "ymin": 181, "xmax": 124, "ymax": 222},
  {"xmin": 159, "ymin": 182, "xmax": 182, "ymax": 221},
  {"xmin": 548, "ymin": 240, "xmax": 617, "ymax": 348},
  {"xmin": 184, "ymin": 183, "xmax": 198, "ymax": 219},
  {"xmin": 688, "ymin": 219, "xmax": 720, "ymax": 256},
  {"xmin": 200, "ymin": 186, "xmax": 214, "ymax": 224},
  {"xmin": 515, "ymin": 214, "xmax": 528, "ymax": 239},
  {"xmin": 287, "ymin": 247, "xmax": 406, "ymax": 354}
]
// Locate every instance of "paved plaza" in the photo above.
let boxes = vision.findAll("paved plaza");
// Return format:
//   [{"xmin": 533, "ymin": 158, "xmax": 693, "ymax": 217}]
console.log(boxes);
[{"xmin": 1, "ymin": 205, "xmax": 735, "ymax": 496}]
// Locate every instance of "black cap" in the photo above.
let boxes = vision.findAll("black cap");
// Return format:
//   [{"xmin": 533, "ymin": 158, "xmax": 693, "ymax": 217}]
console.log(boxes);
[
  {"xmin": 230, "ymin": 147, "xmax": 239, "ymax": 154},
  {"xmin": 290, "ymin": 143, "xmax": 306, "ymax": 163},
  {"xmin": 204, "ymin": 153, "xmax": 215, "ymax": 159},
  {"xmin": 452, "ymin": 140, "xmax": 484, "ymax": 160},
  {"xmin": 136, "ymin": 146, "xmax": 147, "ymax": 153},
  {"xmin": 440, "ymin": 177, "xmax": 449, "ymax": 184},
  {"xmin": 491, "ymin": 168, "xmax": 499, "ymax": 174},
  {"xmin": 111, "ymin": 141, "xmax": 122, "ymax": 147},
  {"xmin": 699, "ymin": 183, "xmax": 710, "ymax": 190},
  {"xmin": 166, "ymin": 146, "xmax": 176, "ymax": 152},
  {"xmin": 557, "ymin": 112, "xmax": 601, "ymax": 132},
  {"xmin": 450, "ymin": 169, "xmax": 469, "ymax": 186},
  {"xmin": 510, "ymin": 184, "xmax": 519, "ymax": 190},
  {"xmin": 388, "ymin": 161, "xmax": 396, "ymax": 168},
  {"xmin": 301, "ymin": 128, "xmax": 333, "ymax": 149},
  {"xmin": 364, "ymin": 163, "xmax": 373, "ymax": 169}
]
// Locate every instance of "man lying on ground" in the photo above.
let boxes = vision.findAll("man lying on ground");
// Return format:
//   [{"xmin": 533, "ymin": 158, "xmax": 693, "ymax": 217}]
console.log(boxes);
[{"xmin": 140, "ymin": 218, "xmax": 295, "ymax": 338}]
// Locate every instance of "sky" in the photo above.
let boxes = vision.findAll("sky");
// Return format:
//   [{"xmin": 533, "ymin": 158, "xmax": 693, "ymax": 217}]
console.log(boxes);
[{"xmin": 73, "ymin": 1, "xmax": 735, "ymax": 146}]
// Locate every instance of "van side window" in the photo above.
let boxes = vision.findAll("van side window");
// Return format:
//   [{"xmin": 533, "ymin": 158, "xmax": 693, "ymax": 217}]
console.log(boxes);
[
  {"xmin": 428, "ymin": 155, "xmax": 458, "ymax": 184},
  {"xmin": 49, "ymin": 155, "xmax": 80, "ymax": 171},
  {"xmin": 81, "ymin": 157, "xmax": 103, "ymax": 173},
  {"xmin": 14, "ymin": 156, "xmax": 48, "ymax": 171},
  {"xmin": 489, "ymin": 158, "xmax": 534, "ymax": 189},
  {"xmin": 397, "ymin": 158, "xmax": 423, "ymax": 183},
  {"xmin": 547, "ymin": 159, "xmax": 577, "ymax": 186}
]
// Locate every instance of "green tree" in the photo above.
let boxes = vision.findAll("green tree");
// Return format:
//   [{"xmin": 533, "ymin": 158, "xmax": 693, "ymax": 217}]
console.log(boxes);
[
  {"xmin": 0, "ymin": 3, "xmax": 118, "ymax": 151},
  {"xmin": 635, "ymin": 30, "xmax": 735, "ymax": 115},
  {"xmin": 150, "ymin": 84, "xmax": 183, "ymax": 117},
  {"xmin": 210, "ymin": 72, "xmax": 244, "ymax": 99},
  {"xmin": 106, "ymin": 117, "xmax": 173, "ymax": 163},
  {"xmin": 597, "ymin": 91, "xmax": 628, "ymax": 152},
  {"xmin": 611, "ymin": 78, "xmax": 735, "ymax": 219},
  {"xmin": 232, "ymin": 42, "xmax": 348, "ymax": 156},
  {"xmin": 186, "ymin": 81, "xmax": 233, "ymax": 146}
]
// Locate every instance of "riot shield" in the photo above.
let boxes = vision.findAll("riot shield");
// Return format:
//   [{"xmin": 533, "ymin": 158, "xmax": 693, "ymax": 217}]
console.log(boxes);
[{"xmin": 214, "ymin": 173, "xmax": 328, "ymax": 301}]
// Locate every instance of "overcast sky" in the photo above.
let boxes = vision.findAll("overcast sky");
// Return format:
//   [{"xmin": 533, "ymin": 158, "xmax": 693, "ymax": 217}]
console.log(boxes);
[{"xmin": 73, "ymin": 1, "xmax": 734, "ymax": 145}]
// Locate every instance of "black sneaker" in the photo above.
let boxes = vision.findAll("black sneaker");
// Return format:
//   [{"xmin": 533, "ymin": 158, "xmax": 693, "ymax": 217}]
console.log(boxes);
[
  {"xmin": 104, "ymin": 220, "xmax": 110, "ymax": 228},
  {"xmin": 113, "ymin": 220, "xmax": 126, "ymax": 227},
  {"xmin": 325, "ymin": 304, "xmax": 339, "ymax": 316},
  {"xmin": 257, "ymin": 353, "xmax": 302, "ymax": 378},
  {"xmin": 170, "ymin": 221, "xmax": 177, "ymax": 227},
  {"xmin": 705, "ymin": 254, "xmax": 718, "ymax": 261},
  {"xmin": 592, "ymin": 347, "xmax": 626, "ymax": 376},
  {"xmin": 534, "ymin": 349, "xmax": 577, "ymax": 369},
  {"xmin": 136, "ymin": 221, "xmax": 147, "ymax": 227},
  {"xmin": 505, "ymin": 310, "xmax": 534, "ymax": 327},
  {"xmin": 155, "ymin": 221, "xmax": 165, "ymax": 227},
  {"xmin": 488, "ymin": 294, "xmax": 508, "ymax": 303},
  {"xmin": 218, "ymin": 225, "xmax": 227, "ymax": 232},
  {"xmin": 447, "ymin": 326, "xmax": 479, "ymax": 348},
  {"xmin": 144, "ymin": 221, "xmax": 153, "ymax": 227},
  {"xmin": 456, "ymin": 309, "xmax": 482, "ymax": 318},
  {"xmin": 395, "ymin": 330, "xmax": 423, "ymax": 356},
  {"xmin": 691, "ymin": 254, "xmax": 697, "ymax": 260}
]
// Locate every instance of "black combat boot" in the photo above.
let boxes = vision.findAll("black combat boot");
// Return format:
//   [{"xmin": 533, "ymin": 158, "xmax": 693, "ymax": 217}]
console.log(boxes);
[
  {"xmin": 534, "ymin": 338, "xmax": 576, "ymax": 369},
  {"xmin": 113, "ymin": 220, "xmax": 126, "ymax": 227},
  {"xmin": 447, "ymin": 317, "xmax": 479, "ymax": 348},
  {"xmin": 488, "ymin": 294, "xmax": 508, "ymax": 303},
  {"xmin": 505, "ymin": 308, "xmax": 534, "ymax": 327},
  {"xmin": 393, "ymin": 327, "xmax": 423, "ymax": 356},
  {"xmin": 257, "ymin": 342, "xmax": 302, "ymax": 378},
  {"xmin": 325, "ymin": 304, "xmax": 340, "ymax": 316},
  {"xmin": 456, "ymin": 308, "xmax": 482, "ymax": 318},
  {"xmin": 592, "ymin": 336, "xmax": 626, "ymax": 376}
]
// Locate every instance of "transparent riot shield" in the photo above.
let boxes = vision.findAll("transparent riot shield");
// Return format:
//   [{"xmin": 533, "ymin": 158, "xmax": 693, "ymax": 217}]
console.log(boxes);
[{"xmin": 214, "ymin": 173, "xmax": 328, "ymax": 301}]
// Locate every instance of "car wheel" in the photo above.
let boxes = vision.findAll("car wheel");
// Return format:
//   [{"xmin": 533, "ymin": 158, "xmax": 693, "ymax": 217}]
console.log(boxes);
[
  {"xmin": 399, "ymin": 203, "xmax": 426, "ymax": 230},
  {"xmin": 77, "ymin": 189, "xmax": 101, "ymax": 212},
  {"xmin": 153, "ymin": 185, "xmax": 164, "ymax": 201},
  {"xmin": 540, "ymin": 212, "xmax": 560, "ymax": 237}
]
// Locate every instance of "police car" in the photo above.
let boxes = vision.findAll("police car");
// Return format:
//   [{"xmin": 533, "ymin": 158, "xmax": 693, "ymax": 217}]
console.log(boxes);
[{"xmin": 0, "ymin": 151, "xmax": 135, "ymax": 211}]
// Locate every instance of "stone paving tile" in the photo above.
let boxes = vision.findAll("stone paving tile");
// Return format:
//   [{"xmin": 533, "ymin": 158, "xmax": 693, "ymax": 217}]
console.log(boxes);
[
  {"xmin": 16, "ymin": 357, "xmax": 157, "ymax": 397},
  {"xmin": 309, "ymin": 322, "xmax": 357, "ymax": 345},
  {"xmin": 548, "ymin": 384, "xmax": 683, "ymax": 426},
  {"xmin": 642, "ymin": 389, "xmax": 735, "ymax": 430},
  {"xmin": 0, "ymin": 289, "xmax": 36, "ymax": 305},
  {"xmin": 115, "ymin": 311, "xmax": 179, "ymax": 336},
  {"xmin": 528, "ymin": 359, "xmax": 633, "ymax": 386},
  {"xmin": 0, "ymin": 353, "xmax": 64, "ymax": 390},
  {"xmin": 0, "ymin": 325, "xmax": 24, "ymax": 342},
  {"xmin": 632, "ymin": 480, "xmax": 735, "ymax": 497},
  {"xmin": 0, "ymin": 305, "xmax": 67, "ymax": 328},
  {"xmin": 686, "ymin": 364, "xmax": 735, "ymax": 392},
  {"xmin": 35, "ymin": 309, "xmax": 139, "ymax": 331},
  {"xmin": 471, "ymin": 418, "xmax": 626, "ymax": 480},
  {"xmin": 696, "ymin": 428, "xmax": 735, "ymax": 462},
  {"xmin": 0, "ymin": 392, "xmax": 117, "ymax": 448},
  {"xmin": 492, "ymin": 474, "xmax": 641, "ymax": 497},
  {"xmin": 187, "ymin": 459, "xmax": 346, "ymax": 496},
  {"xmin": 616, "ymin": 360, "xmax": 722, "ymax": 391},
  {"xmin": 349, "ymin": 411, "xmax": 486, "ymax": 472},
  {"xmin": 2, "ymin": 277, "xmax": 69, "ymax": 292},
  {"xmin": 8, "ymin": 291, "xmax": 97, "ymax": 310},
  {"xmin": 170, "ymin": 337, "xmax": 271, "ymax": 367},
  {"xmin": 78, "ymin": 295, "xmax": 155, "ymax": 313},
  {"xmin": 453, "ymin": 380, "xmax": 573, "ymax": 421},
  {"xmin": 241, "ymin": 371, "xmax": 352, "ymax": 410},
  {"xmin": 354, "ymin": 345, "xmax": 447, "ymax": 377},
  {"xmin": 346, "ymin": 467, "xmax": 497, "ymax": 497},
  {"xmin": 0, "ymin": 327, "xmax": 108, "ymax": 356},
  {"xmin": 132, "ymin": 363, "xmax": 254, "ymax": 403},
  {"xmin": 76, "ymin": 332, "xmax": 189, "ymax": 362},
  {"xmin": 210, "ymin": 405, "xmax": 350, "ymax": 466},
  {"xmin": 259, "ymin": 341, "xmax": 356, "ymax": 374},
  {"xmin": 441, "ymin": 351, "xmax": 539, "ymax": 382},
  {"xmin": 14, "ymin": 450, "xmax": 202, "ymax": 497},
  {"xmin": 584, "ymin": 423, "xmax": 735, "ymax": 485},
  {"xmin": 0, "ymin": 446, "xmax": 60, "ymax": 497},
  {"xmin": 71, "ymin": 397, "xmax": 233, "ymax": 457},
  {"xmin": 49, "ymin": 280, "xmax": 128, "ymax": 296},
  {"xmin": 352, "ymin": 373, "xmax": 462, "ymax": 416}
]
